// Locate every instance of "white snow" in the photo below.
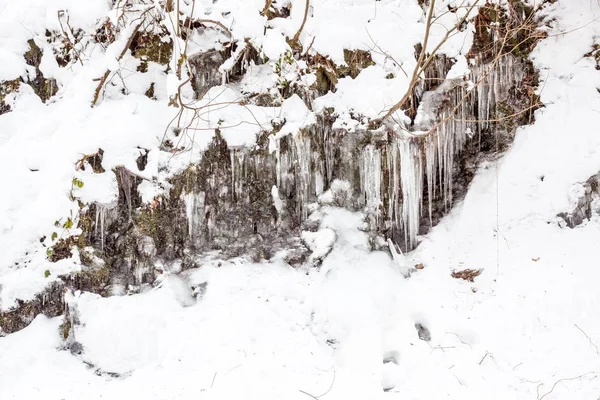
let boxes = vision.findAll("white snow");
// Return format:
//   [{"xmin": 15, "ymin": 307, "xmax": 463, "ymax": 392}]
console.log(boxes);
[{"xmin": 1, "ymin": 0, "xmax": 600, "ymax": 399}]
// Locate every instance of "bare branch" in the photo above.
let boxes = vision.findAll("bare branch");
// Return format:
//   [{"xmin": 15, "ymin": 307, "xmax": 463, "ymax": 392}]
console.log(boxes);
[
  {"xmin": 92, "ymin": 21, "xmax": 143, "ymax": 106},
  {"xmin": 292, "ymin": 0, "xmax": 310, "ymax": 44},
  {"xmin": 375, "ymin": 0, "xmax": 479, "ymax": 123},
  {"xmin": 537, "ymin": 372, "xmax": 596, "ymax": 400},
  {"xmin": 575, "ymin": 324, "xmax": 600, "ymax": 357}
]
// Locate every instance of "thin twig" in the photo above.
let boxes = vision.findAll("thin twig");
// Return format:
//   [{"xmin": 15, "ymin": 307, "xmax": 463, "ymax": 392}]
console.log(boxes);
[
  {"xmin": 537, "ymin": 372, "xmax": 595, "ymax": 400},
  {"xmin": 299, "ymin": 367, "xmax": 336, "ymax": 399},
  {"xmin": 479, "ymin": 352, "xmax": 490, "ymax": 365},
  {"xmin": 91, "ymin": 21, "xmax": 143, "ymax": 106},
  {"xmin": 375, "ymin": 0, "xmax": 479, "ymax": 123},
  {"xmin": 575, "ymin": 324, "xmax": 600, "ymax": 357}
]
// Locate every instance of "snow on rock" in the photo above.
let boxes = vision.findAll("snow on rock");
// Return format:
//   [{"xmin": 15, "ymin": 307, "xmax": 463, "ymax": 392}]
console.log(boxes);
[{"xmin": 301, "ymin": 227, "xmax": 336, "ymax": 262}]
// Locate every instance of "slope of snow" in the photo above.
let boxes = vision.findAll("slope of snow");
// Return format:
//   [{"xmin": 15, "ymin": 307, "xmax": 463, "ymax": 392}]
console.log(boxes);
[{"xmin": 1, "ymin": 0, "xmax": 600, "ymax": 399}]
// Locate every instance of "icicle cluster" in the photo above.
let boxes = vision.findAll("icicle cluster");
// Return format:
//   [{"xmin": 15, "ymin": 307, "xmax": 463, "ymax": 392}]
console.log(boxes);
[{"xmin": 170, "ymin": 55, "xmax": 527, "ymax": 253}]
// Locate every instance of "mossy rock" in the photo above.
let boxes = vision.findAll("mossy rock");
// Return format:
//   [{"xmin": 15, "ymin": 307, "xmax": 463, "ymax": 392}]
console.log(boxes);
[
  {"xmin": 0, "ymin": 79, "xmax": 20, "ymax": 114},
  {"xmin": 145, "ymin": 82, "xmax": 155, "ymax": 99},
  {"xmin": 130, "ymin": 32, "xmax": 173, "ymax": 65},
  {"xmin": 338, "ymin": 49, "xmax": 375, "ymax": 79},
  {"xmin": 469, "ymin": 1, "xmax": 542, "ymax": 63},
  {"xmin": 62, "ymin": 265, "xmax": 111, "ymax": 294},
  {"xmin": 23, "ymin": 39, "xmax": 59, "ymax": 102},
  {"xmin": 47, "ymin": 236, "xmax": 78, "ymax": 262},
  {"xmin": 24, "ymin": 39, "xmax": 43, "ymax": 67},
  {"xmin": 310, "ymin": 50, "xmax": 374, "ymax": 95},
  {"xmin": 314, "ymin": 66, "xmax": 338, "ymax": 94}
]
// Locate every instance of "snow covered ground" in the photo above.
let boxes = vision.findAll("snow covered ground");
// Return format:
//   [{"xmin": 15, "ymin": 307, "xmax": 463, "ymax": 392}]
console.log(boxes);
[{"xmin": 1, "ymin": 0, "xmax": 600, "ymax": 399}]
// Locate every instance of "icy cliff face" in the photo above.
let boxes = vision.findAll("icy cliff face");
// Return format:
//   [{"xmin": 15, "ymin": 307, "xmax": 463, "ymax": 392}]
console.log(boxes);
[
  {"xmin": 69, "ymin": 52, "xmax": 534, "ymax": 299},
  {"xmin": 0, "ymin": 0, "xmax": 542, "ymax": 328}
]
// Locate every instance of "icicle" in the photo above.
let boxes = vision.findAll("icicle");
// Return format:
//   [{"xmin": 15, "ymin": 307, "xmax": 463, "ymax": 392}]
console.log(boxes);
[
  {"xmin": 387, "ymin": 140, "xmax": 400, "ymax": 230},
  {"xmin": 275, "ymin": 138, "xmax": 282, "ymax": 189},
  {"xmin": 230, "ymin": 151, "xmax": 235, "ymax": 199},
  {"xmin": 100, "ymin": 206, "xmax": 105, "ymax": 251},
  {"xmin": 93, "ymin": 204, "xmax": 108, "ymax": 251},
  {"xmin": 425, "ymin": 136, "xmax": 437, "ymax": 226},
  {"xmin": 183, "ymin": 191, "xmax": 206, "ymax": 248},
  {"xmin": 293, "ymin": 133, "xmax": 311, "ymax": 220},
  {"xmin": 398, "ymin": 136, "xmax": 423, "ymax": 250},
  {"xmin": 359, "ymin": 144, "xmax": 382, "ymax": 218}
]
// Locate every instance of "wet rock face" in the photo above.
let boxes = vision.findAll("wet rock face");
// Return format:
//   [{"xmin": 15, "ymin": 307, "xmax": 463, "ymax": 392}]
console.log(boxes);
[
  {"xmin": 188, "ymin": 41, "xmax": 260, "ymax": 99},
  {"xmin": 81, "ymin": 56, "xmax": 536, "ymax": 276},
  {"xmin": 188, "ymin": 50, "xmax": 225, "ymax": 98},
  {"xmin": 558, "ymin": 173, "xmax": 600, "ymax": 228}
]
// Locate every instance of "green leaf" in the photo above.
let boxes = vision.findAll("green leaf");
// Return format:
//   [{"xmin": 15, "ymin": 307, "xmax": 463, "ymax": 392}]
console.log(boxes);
[
  {"xmin": 72, "ymin": 177, "xmax": 84, "ymax": 189},
  {"xmin": 54, "ymin": 220, "xmax": 61, "ymax": 227},
  {"xmin": 51, "ymin": 232, "xmax": 58, "ymax": 241},
  {"xmin": 63, "ymin": 217, "xmax": 73, "ymax": 229},
  {"xmin": 46, "ymin": 248, "xmax": 54, "ymax": 258},
  {"xmin": 44, "ymin": 270, "xmax": 51, "ymax": 278}
]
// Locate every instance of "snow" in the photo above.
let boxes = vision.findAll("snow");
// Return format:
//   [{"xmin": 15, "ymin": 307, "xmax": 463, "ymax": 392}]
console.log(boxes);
[{"xmin": 1, "ymin": 0, "xmax": 600, "ymax": 399}]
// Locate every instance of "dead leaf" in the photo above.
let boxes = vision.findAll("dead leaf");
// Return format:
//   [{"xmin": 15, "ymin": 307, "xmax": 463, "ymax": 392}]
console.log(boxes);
[{"xmin": 451, "ymin": 269, "xmax": 482, "ymax": 282}]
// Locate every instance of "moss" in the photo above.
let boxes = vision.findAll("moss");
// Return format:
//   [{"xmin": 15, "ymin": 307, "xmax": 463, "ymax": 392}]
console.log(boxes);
[
  {"xmin": 24, "ymin": 39, "xmax": 43, "ymax": 67},
  {"xmin": 59, "ymin": 319, "xmax": 71, "ymax": 340},
  {"xmin": 47, "ymin": 236, "xmax": 77, "ymax": 262},
  {"xmin": 339, "ymin": 49, "xmax": 375, "ymax": 79},
  {"xmin": 130, "ymin": 33, "xmax": 173, "ymax": 65},
  {"xmin": 23, "ymin": 39, "xmax": 59, "ymax": 102},
  {"xmin": 34, "ymin": 77, "xmax": 58, "ymax": 102},
  {"xmin": 170, "ymin": 165, "xmax": 200, "ymax": 200},
  {"xmin": 62, "ymin": 264, "xmax": 111, "ymax": 295},
  {"xmin": 79, "ymin": 247, "xmax": 95, "ymax": 266},
  {"xmin": 314, "ymin": 67, "xmax": 338, "ymax": 94},
  {"xmin": 496, "ymin": 101, "xmax": 517, "ymax": 132},
  {"xmin": 134, "ymin": 207, "xmax": 160, "ymax": 238},
  {"xmin": 310, "ymin": 50, "xmax": 373, "ymax": 95},
  {"xmin": 0, "ymin": 79, "xmax": 20, "ymax": 114},
  {"xmin": 145, "ymin": 82, "xmax": 155, "ymax": 99},
  {"xmin": 468, "ymin": 1, "xmax": 544, "ymax": 63},
  {"xmin": 0, "ymin": 281, "xmax": 65, "ymax": 334}
]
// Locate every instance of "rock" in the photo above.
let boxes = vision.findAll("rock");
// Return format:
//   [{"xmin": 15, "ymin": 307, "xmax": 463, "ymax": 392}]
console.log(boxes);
[
  {"xmin": 0, "ymin": 281, "xmax": 65, "ymax": 335},
  {"xmin": 558, "ymin": 172, "xmax": 600, "ymax": 227},
  {"xmin": 415, "ymin": 323, "xmax": 431, "ymax": 341}
]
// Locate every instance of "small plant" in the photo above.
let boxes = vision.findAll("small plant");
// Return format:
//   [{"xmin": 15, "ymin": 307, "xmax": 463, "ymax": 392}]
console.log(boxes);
[
  {"xmin": 271, "ymin": 49, "xmax": 310, "ymax": 99},
  {"xmin": 69, "ymin": 177, "xmax": 84, "ymax": 200},
  {"xmin": 46, "ymin": 176, "xmax": 85, "ymax": 262},
  {"xmin": 44, "ymin": 270, "xmax": 51, "ymax": 278},
  {"xmin": 272, "ymin": 49, "xmax": 294, "ymax": 75}
]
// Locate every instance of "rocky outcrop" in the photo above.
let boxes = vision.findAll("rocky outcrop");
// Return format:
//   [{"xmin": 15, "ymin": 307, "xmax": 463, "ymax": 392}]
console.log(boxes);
[
  {"xmin": 0, "ymin": 1, "xmax": 544, "ymax": 335},
  {"xmin": 0, "ymin": 281, "xmax": 65, "ymax": 335},
  {"xmin": 0, "ymin": 39, "xmax": 58, "ymax": 115},
  {"xmin": 558, "ymin": 173, "xmax": 600, "ymax": 228},
  {"xmin": 70, "ymin": 54, "xmax": 535, "ymax": 303}
]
